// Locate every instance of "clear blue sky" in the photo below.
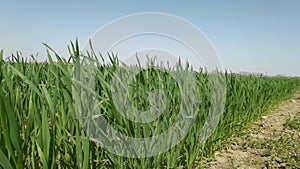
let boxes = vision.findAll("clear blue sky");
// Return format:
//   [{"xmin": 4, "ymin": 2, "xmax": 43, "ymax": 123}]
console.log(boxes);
[{"xmin": 0, "ymin": 0, "xmax": 299, "ymax": 76}]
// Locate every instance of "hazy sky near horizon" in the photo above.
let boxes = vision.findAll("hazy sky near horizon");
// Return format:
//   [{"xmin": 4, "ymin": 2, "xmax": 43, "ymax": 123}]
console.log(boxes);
[{"xmin": 0, "ymin": 0, "xmax": 299, "ymax": 76}]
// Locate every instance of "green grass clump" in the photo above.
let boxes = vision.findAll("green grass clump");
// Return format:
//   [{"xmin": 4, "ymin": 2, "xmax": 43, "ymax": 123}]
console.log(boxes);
[{"xmin": 0, "ymin": 41, "xmax": 299, "ymax": 168}]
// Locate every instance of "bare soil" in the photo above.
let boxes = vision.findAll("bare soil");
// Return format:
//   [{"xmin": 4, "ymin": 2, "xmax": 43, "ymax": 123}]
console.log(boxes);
[{"xmin": 206, "ymin": 90, "xmax": 300, "ymax": 169}]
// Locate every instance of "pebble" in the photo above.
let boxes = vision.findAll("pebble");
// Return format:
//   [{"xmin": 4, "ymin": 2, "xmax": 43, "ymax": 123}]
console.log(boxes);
[{"xmin": 261, "ymin": 116, "xmax": 268, "ymax": 120}]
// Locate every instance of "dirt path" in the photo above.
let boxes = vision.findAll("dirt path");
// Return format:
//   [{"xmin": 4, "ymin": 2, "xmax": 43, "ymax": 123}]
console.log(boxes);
[{"xmin": 206, "ymin": 90, "xmax": 300, "ymax": 169}]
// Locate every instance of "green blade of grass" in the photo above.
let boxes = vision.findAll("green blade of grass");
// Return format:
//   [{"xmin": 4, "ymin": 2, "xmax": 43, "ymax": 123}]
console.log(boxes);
[
  {"xmin": 0, "ymin": 149, "xmax": 14, "ymax": 169},
  {"xmin": 41, "ymin": 108, "xmax": 50, "ymax": 162},
  {"xmin": 8, "ymin": 65, "xmax": 42, "ymax": 97},
  {"xmin": 36, "ymin": 143, "xmax": 49, "ymax": 169},
  {"xmin": 0, "ymin": 88, "xmax": 21, "ymax": 152}
]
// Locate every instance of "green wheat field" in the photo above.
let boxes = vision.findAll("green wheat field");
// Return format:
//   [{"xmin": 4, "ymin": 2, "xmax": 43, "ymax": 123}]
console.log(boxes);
[{"xmin": 0, "ymin": 41, "xmax": 299, "ymax": 168}]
